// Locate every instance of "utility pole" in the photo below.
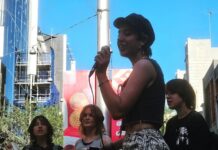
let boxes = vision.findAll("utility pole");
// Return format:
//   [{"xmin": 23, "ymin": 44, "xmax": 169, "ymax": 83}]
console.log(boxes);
[
  {"xmin": 208, "ymin": 11, "xmax": 212, "ymax": 40},
  {"xmin": 96, "ymin": 0, "xmax": 111, "ymax": 135},
  {"xmin": 27, "ymin": 0, "xmax": 38, "ymax": 124}
]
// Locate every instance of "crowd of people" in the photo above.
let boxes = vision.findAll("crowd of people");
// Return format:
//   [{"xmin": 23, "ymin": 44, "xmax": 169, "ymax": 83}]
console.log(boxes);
[
  {"xmin": 3, "ymin": 13, "xmax": 218, "ymax": 150},
  {"xmin": 91, "ymin": 13, "xmax": 216, "ymax": 150}
]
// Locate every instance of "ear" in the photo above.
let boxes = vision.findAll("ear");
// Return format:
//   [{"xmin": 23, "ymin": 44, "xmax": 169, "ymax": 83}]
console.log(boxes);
[
  {"xmin": 139, "ymin": 41, "xmax": 145, "ymax": 47},
  {"xmin": 140, "ymin": 34, "xmax": 149, "ymax": 47}
]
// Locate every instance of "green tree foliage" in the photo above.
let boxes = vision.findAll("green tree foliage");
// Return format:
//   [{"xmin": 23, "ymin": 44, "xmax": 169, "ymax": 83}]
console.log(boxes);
[
  {"xmin": 0, "ymin": 104, "xmax": 63, "ymax": 149},
  {"xmin": 160, "ymin": 106, "xmax": 175, "ymax": 134}
]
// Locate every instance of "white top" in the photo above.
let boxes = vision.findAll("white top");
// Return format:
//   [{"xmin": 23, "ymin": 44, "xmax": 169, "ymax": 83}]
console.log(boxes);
[{"xmin": 75, "ymin": 135, "xmax": 111, "ymax": 150}]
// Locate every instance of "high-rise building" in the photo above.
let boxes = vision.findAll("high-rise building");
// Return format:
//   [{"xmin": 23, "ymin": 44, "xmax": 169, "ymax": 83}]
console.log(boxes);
[
  {"xmin": 203, "ymin": 60, "xmax": 218, "ymax": 132},
  {"xmin": 1, "ymin": 0, "xmax": 69, "ymax": 107},
  {"xmin": 2, "ymin": 0, "xmax": 29, "ymax": 105},
  {"xmin": 185, "ymin": 38, "xmax": 218, "ymax": 112},
  {"xmin": 0, "ymin": 0, "xmax": 4, "ymax": 112}
]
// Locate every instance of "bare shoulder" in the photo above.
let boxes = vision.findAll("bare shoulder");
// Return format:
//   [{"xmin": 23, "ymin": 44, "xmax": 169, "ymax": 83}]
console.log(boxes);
[
  {"xmin": 133, "ymin": 59, "xmax": 156, "ymax": 77},
  {"xmin": 134, "ymin": 58, "xmax": 154, "ymax": 68}
]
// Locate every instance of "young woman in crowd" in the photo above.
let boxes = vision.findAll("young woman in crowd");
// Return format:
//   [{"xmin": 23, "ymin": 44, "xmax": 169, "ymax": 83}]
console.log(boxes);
[{"xmin": 75, "ymin": 104, "xmax": 111, "ymax": 150}]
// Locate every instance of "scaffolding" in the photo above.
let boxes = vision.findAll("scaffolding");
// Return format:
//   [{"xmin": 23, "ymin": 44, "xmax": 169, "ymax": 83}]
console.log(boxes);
[{"xmin": 14, "ymin": 48, "xmax": 53, "ymax": 106}]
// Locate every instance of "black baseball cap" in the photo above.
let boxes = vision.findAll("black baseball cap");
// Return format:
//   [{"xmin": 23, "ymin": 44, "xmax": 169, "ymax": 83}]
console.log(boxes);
[{"xmin": 113, "ymin": 13, "xmax": 155, "ymax": 47}]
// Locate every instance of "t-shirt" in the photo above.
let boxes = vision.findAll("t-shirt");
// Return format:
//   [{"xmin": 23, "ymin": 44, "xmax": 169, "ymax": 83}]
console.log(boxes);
[{"xmin": 164, "ymin": 111, "xmax": 211, "ymax": 150}]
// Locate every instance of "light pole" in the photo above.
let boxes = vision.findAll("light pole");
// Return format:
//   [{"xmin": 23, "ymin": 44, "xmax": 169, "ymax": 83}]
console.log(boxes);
[
  {"xmin": 96, "ymin": 0, "xmax": 111, "ymax": 135},
  {"xmin": 208, "ymin": 11, "xmax": 212, "ymax": 40},
  {"xmin": 29, "ymin": 74, "xmax": 33, "ymax": 124},
  {"xmin": 28, "ymin": 48, "xmax": 37, "ymax": 124},
  {"xmin": 27, "ymin": 0, "xmax": 38, "ymax": 124}
]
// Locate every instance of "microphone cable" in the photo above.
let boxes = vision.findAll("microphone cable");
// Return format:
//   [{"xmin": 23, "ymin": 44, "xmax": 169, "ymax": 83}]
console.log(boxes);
[{"xmin": 88, "ymin": 73, "xmax": 96, "ymax": 104}]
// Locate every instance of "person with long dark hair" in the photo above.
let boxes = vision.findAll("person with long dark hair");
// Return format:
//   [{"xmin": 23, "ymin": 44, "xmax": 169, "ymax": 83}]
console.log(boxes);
[{"xmin": 22, "ymin": 115, "xmax": 63, "ymax": 150}]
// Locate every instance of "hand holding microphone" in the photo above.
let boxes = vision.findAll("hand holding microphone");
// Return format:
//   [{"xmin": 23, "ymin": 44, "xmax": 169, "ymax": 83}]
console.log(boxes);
[{"xmin": 89, "ymin": 46, "xmax": 111, "ymax": 77}]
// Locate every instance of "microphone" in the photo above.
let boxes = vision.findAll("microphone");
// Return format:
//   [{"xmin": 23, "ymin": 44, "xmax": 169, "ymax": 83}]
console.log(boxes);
[
  {"xmin": 88, "ymin": 46, "xmax": 110, "ymax": 78},
  {"xmin": 89, "ymin": 63, "xmax": 97, "ymax": 78}
]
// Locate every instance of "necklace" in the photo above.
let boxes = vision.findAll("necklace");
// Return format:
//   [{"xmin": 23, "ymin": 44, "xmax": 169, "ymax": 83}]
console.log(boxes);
[{"xmin": 82, "ymin": 139, "xmax": 94, "ymax": 146}]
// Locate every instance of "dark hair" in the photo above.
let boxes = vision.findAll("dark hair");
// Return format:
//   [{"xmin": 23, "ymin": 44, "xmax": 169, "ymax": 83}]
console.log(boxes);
[
  {"xmin": 113, "ymin": 13, "xmax": 155, "ymax": 57},
  {"xmin": 28, "ymin": 115, "xmax": 53, "ymax": 144},
  {"xmin": 166, "ymin": 79, "xmax": 196, "ymax": 110},
  {"xmin": 79, "ymin": 104, "xmax": 105, "ymax": 136}
]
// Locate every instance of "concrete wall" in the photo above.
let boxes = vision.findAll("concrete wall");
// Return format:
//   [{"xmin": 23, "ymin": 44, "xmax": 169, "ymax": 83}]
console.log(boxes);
[{"xmin": 185, "ymin": 38, "xmax": 218, "ymax": 112}]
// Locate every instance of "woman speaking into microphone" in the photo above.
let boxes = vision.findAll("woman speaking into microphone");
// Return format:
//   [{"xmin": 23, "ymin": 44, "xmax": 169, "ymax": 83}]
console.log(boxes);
[{"xmin": 94, "ymin": 13, "xmax": 169, "ymax": 150}]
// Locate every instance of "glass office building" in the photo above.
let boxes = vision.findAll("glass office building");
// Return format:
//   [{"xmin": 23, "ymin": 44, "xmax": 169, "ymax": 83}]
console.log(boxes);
[{"xmin": 2, "ymin": 0, "xmax": 28, "ymax": 105}]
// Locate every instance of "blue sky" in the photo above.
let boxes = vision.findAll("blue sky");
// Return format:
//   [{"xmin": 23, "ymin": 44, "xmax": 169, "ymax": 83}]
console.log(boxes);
[{"xmin": 39, "ymin": 0, "xmax": 218, "ymax": 82}]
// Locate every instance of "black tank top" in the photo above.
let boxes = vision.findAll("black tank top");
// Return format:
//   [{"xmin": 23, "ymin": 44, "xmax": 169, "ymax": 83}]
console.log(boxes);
[{"xmin": 122, "ymin": 58, "xmax": 165, "ymax": 129}]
